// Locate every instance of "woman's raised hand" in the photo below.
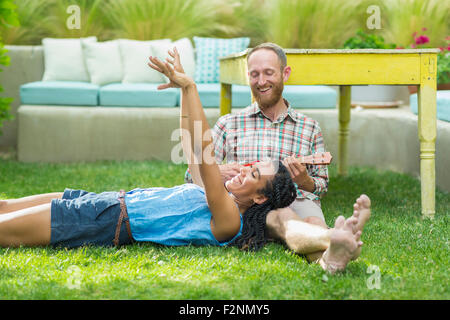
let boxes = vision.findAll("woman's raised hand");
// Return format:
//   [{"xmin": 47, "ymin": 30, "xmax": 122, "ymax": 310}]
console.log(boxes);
[
  {"xmin": 148, "ymin": 47, "xmax": 193, "ymax": 90},
  {"xmin": 167, "ymin": 47, "xmax": 185, "ymax": 74}
]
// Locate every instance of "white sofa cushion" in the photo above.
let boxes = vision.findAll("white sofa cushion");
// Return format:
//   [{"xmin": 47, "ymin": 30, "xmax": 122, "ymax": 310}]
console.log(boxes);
[
  {"xmin": 119, "ymin": 39, "xmax": 172, "ymax": 84},
  {"xmin": 151, "ymin": 38, "xmax": 196, "ymax": 80},
  {"xmin": 42, "ymin": 37, "xmax": 97, "ymax": 82},
  {"xmin": 83, "ymin": 40, "xmax": 123, "ymax": 86}
]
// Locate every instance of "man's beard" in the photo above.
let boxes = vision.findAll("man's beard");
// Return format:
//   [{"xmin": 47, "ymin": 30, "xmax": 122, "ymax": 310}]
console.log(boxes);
[{"xmin": 251, "ymin": 81, "xmax": 284, "ymax": 110}]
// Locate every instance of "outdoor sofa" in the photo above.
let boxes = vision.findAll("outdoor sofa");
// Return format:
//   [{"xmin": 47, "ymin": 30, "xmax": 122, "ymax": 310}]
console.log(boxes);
[{"xmin": 16, "ymin": 36, "xmax": 337, "ymax": 162}]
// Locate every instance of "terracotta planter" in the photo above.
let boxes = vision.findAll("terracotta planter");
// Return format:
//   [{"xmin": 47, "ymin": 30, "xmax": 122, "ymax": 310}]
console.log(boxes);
[{"xmin": 408, "ymin": 83, "xmax": 450, "ymax": 94}]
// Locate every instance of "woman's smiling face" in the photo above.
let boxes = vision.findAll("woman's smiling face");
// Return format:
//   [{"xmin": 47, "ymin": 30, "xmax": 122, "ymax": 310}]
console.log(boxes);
[{"xmin": 225, "ymin": 161, "xmax": 277, "ymax": 205}]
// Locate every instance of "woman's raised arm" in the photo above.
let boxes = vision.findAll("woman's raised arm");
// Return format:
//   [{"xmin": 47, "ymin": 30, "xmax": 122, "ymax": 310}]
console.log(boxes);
[{"xmin": 148, "ymin": 52, "xmax": 241, "ymax": 241}]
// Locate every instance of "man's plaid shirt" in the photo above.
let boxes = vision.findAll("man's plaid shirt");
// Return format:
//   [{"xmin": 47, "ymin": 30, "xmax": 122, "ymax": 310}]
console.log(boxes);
[{"xmin": 185, "ymin": 100, "xmax": 329, "ymax": 201}]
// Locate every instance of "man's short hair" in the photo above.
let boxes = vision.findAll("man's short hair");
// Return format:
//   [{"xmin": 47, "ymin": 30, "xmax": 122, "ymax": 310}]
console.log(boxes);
[{"xmin": 247, "ymin": 43, "xmax": 287, "ymax": 71}]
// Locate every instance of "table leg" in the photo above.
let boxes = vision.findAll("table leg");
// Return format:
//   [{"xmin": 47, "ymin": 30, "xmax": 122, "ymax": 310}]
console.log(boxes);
[
  {"xmin": 338, "ymin": 86, "xmax": 351, "ymax": 176},
  {"xmin": 220, "ymin": 83, "xmax": 232, "ymax": 116},
  {"xmin": 418, "ymin": 55, "xmax": 437, "ymax": 218}
]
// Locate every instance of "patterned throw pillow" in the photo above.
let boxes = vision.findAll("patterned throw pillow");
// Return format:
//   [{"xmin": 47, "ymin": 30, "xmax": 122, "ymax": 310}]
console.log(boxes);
[{"xmin": 193, "ymin": 37, "xmax": 250, "ymax": 83}]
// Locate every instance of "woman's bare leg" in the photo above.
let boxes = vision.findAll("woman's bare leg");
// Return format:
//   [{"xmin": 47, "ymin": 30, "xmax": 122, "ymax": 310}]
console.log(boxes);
[
  {"xmin": 0, "ymin": 193, "xmax": 63, "ymax": 214},
  {"xmin": 0, "ymin": 203, "xmax": 52, "ymax": 247}
]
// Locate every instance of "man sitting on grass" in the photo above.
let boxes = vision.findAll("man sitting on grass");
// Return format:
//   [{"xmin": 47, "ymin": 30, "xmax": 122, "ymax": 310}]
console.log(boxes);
[{"xmin": 184, "ymin": 42, "xmax": 372, "ymax": 266}]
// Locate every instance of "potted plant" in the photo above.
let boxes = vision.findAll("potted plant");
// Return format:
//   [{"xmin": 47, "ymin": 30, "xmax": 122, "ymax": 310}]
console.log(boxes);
[
  {"xmin": 343, "ymin": 29, "xmax": 396, "ymax": 50},
  {"xmin": 406, "ymin": 31, "xmax": 450, "ymax": 94},
  {"xmin": 343, "ymin": 29, "xmax": 402, "ymax": 108}
]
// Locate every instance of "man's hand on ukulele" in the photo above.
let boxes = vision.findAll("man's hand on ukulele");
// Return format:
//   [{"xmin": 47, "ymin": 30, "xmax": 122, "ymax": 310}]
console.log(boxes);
[{"xmin": 282, "ymin": 155, "xmax": 315, "ymax": 192}]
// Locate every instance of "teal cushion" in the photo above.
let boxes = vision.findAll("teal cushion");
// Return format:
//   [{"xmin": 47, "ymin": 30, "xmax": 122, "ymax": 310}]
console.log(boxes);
[
  {"xmin": 99, "ymin": 83, "xmax": 178, "ymax": 107},
  {"xmin": 284, "ymin": 85, "xmax": 337, "ymax": 109},
  {"xmin": 410, "ymin": 90, "xmax": 450, "ymax": 122},
  {"xmin": 20, "ymin": 81, "xmax": 99, "ymax": 106},
  {"xmin": 193, "ymin": 37, "xmax": 250, "ymax": 83},
  {"xmin": 196, "ymin": 84, "xmax": 337, "ymax": 108},
  {"xmin": 197, "ymin": 83, "xmax": 251, "ymax": 108}
]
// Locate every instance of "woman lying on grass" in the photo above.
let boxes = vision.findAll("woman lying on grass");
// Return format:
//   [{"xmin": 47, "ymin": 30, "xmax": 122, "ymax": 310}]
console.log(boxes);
[{"xmin": 0, "ymin": 48, "xmax": 370, "ymax": 274}]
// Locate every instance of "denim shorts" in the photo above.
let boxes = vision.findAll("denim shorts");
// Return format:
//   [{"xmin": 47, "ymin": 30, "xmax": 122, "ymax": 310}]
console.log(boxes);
[{"xmin": 50, "ymin": 188, "xmax": 133, "ymax": 248}]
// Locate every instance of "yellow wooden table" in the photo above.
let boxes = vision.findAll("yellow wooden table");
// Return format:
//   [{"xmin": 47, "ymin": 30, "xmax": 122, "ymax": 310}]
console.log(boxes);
[{"xmin": 219, "ymin": 49, "xmax": 439, "ymax": 219}]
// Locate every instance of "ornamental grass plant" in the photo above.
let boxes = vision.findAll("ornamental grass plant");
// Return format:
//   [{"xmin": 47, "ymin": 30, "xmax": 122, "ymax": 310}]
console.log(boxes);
[
  {"xmin": 101, "ymin": 0, "xmax": 221, "ymax": 41},
  {"xmin": 209, "ymin": 0, "xmax": 267, "ymax": 46},
  {"xmin": 263, "ymin": 0, "xmax": 367, "ymax": 48},
  {"xmin": 0, "ymin": 0, "xmax": 52, "ymax": 45},
  {"xmin": 1, "ymin": 0, "xmax": 449, "ymax": 51}
]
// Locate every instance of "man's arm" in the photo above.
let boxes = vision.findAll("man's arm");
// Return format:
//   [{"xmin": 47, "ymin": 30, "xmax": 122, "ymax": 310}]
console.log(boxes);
[
  {"xmin": 283, "ymin": 121, "xmax": 329, "ymax": 197},
  {"xmin": 307, "ymin": 122, "xmax": 329, "ymax": 197}
]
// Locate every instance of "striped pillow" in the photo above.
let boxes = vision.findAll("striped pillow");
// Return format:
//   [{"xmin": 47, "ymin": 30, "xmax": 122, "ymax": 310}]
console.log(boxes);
[{"xmin": 193, "ymin": 37, "xmax": 250, "ymax": 83}]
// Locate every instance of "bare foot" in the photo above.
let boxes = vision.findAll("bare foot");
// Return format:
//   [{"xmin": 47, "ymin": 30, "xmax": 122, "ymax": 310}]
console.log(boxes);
[
  {"xmin": 352, "ymin": 194, "xmax": 371, "ymax": 233},
  {"xmin": 319, "ymin": 216, "xmax": 363, "ymax": 274},
  {"xmin": 350, "ymin": 195, "xmax": 371, "ymax": 260}
]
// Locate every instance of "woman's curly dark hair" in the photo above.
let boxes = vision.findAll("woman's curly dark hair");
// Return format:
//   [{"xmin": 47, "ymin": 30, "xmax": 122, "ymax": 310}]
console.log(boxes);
[{"xmin": 229, "ymin": 161, "xmax": 297, "ymax": 251}]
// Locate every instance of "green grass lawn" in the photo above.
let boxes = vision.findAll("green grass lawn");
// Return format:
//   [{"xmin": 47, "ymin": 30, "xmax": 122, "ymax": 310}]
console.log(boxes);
[{"xmin": 0, "ymin": 159, "xmax": 448, "ymax": 300}]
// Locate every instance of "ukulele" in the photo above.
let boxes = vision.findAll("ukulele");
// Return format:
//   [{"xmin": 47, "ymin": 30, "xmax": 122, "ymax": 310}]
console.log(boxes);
[
  {"xmin": 295, "ymin": 152, "xmax": 333, "ymax": 165},
  {"xmin": 243, "ymin": 152, "xmax": 333, "ymax": 166}
]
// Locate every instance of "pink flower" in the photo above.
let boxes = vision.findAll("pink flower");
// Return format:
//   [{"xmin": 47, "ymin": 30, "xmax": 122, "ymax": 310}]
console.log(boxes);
[
  {"xmin": 446, "ymin": 36, "xmax": 450, "ymax": 41},
  {"xmin": 422, "ymin": 27, "xmax": 427, "ymax": 31},
  {"xmin": 439, "ymin": 47, "xmax": 445, "ymax": 52},
  {"xmin": 447, "ymin": 45, "xmax": 450, "ymax": 51},
  {"xmin": 411, "ymin": 44, "xmax": 416, "ymax": 48},
  {"xmin": 415, "ymin": 35, "xmax": 430, "ymax": 45}
]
